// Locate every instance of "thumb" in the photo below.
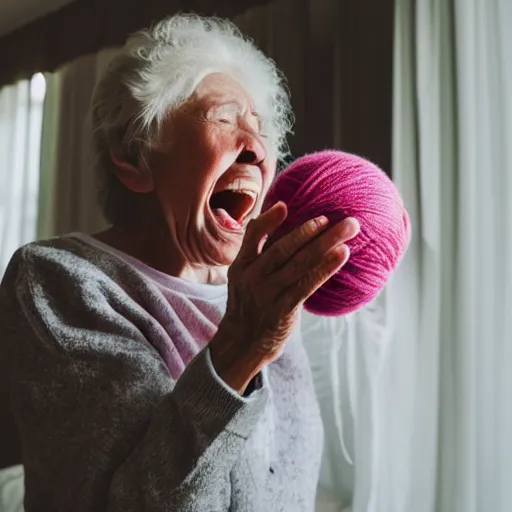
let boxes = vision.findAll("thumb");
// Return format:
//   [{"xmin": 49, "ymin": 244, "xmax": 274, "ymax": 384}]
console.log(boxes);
[{"xmin": 236, "ymin": 202, "xmax": 287, "ymax": 265}]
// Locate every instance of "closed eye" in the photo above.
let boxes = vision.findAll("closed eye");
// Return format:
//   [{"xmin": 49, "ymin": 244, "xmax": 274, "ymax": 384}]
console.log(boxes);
[{"xmin": 213, "ymin": 104, "xmax": 239, "ymax": 124}]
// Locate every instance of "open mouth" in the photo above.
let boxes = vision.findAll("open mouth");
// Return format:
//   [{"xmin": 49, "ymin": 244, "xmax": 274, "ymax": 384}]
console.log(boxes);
[{"xmin": 209, "ymin": 188, "xmax": 258, "ymax": 231}]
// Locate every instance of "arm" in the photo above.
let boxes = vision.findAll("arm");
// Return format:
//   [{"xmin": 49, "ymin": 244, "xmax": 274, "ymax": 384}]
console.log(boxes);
[{"xmin": 1, "ymin": 246, "xmax": 268, "ymax": 512}]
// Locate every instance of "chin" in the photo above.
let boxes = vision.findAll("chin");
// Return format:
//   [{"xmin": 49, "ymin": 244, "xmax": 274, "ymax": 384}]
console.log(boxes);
[
  {"xmin": 203, "ymin": 199, "xmax": 254, "ymax": 268},
  {"xmin": 204, "ymin": 235, "xmax": 244, "ymax": 267}
]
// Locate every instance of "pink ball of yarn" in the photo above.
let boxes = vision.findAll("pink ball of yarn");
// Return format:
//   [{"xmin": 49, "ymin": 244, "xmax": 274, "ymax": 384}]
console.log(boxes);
[{"xmin": 262, "ymin": 150, "xmax": 411, "ymax": 316}]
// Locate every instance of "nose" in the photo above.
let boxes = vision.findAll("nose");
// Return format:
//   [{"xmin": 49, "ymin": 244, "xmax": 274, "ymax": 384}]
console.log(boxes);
[{"xmin": 236, "ymin": 131, "xmax": 267, "ymax": 165}]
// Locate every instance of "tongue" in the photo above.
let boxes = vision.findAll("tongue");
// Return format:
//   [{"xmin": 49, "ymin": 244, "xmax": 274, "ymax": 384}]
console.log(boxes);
[{"xmin": 213, "ymin": 208, "xmax": 241, "ymax": 230}]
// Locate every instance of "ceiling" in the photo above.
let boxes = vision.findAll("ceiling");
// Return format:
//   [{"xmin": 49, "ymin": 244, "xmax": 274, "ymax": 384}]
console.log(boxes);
[{"xmin": 0, "ymin": 0, "xmax": 75, "ymax": 36}]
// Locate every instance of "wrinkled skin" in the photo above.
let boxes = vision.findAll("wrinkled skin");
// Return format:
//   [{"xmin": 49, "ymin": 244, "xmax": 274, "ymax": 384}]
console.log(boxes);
[
  {"xmin": 210, "ymin": 203, "xmax": 359, "ymax": 392},
  {"xmin": 98, "ymin": 73, "xmax": 274, "ymax": 284},
  {"xmin": 97, "ymin": 72, "xmax": 360, "ymax": 392}
]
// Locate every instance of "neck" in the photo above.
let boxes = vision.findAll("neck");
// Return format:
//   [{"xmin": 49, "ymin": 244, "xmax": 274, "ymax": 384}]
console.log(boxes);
[{"xmin": 93, "ymin": 220, "xmax": 228, "ymax": 285}]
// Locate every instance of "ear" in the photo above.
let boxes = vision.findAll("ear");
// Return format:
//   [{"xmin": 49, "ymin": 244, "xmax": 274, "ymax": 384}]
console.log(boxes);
[{"xmin": 109, "ymin": 151, "xmax": 154, "ymax": 193}]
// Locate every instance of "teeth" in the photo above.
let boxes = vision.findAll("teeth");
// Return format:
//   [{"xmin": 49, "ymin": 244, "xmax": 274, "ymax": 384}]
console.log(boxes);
[{"xmin": 221, "ymin": 179, "xmax": 259, "ymax": 200}]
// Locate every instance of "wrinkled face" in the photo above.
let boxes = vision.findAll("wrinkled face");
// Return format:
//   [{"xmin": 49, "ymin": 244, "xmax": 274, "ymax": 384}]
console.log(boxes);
[{"xmin": 149, "ymin": 73, "xmax": 277, "ymax": 267}]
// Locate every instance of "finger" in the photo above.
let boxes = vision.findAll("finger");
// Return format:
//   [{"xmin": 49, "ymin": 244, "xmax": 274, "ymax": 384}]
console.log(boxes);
[
  {"xmin": 259, "ymin": 216, "xmax": 359, "ymax": 277},
  {"xmin": 279, "ymin": 243, "xmax": 351, "ymax": 311},
  {"xmin": 256, "ymin": 216, "xmax": 329, "ymax": 275},
  {"xmin": 235, "ymin": 202, "xmax": 288, "ymax": 265},
  {"xmin": 338, "ymin": 217, "xmax": 360, "ymax": 241},
  {"xmin": 261, "ymin": 217, "xmax": 358, "ymax": 295}
]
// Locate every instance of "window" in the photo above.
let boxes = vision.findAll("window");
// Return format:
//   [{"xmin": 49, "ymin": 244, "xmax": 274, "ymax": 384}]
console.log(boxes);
[{"xmin": 0, "ymin": 73, "xmax": 46, "ymax": 275}]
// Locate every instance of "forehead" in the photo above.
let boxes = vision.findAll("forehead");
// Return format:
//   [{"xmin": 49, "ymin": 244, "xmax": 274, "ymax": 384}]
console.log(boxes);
[{"xmin": 192, "ymin": 73, "xmax": 255, "ymax": 109}]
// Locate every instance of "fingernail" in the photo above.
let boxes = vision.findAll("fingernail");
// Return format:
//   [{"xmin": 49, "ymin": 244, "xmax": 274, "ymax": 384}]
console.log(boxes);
[
  {"xmin": 308, "ymin": 216, "xmax": 328, "ymax": 232},
  {"xmin": 346, "ymin": 217, "xmax": 360, "ymax": 229},
  {"xmin": 342, "ymin": 218, "xmax": 360, "ymax": 236}
]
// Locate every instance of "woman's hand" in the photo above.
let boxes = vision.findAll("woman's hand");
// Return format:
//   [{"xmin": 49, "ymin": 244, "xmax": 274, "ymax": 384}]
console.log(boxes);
[{"xmin": 209, "ymin": 202, "xmax": 360, "ymax": 394}]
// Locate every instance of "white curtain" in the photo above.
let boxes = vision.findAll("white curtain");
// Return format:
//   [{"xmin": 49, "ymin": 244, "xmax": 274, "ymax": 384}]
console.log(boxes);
[
  {"xmin": 37, "ymin": 48, "xmax": 120, "ymax": 239},
  {"xmin": 0, "ymin": 73, "xmax": 46, "ymax": 512},
  {"xmin": 302, "ymin": 300, "xmax": 392, "ymax": 512},
  {"xmin": 0, "ymin": 74, "xmax": 46, "ymax": 276},
  {"xmin": 371, "ymin": 1, "xmax": 512, "ymax": 511}
]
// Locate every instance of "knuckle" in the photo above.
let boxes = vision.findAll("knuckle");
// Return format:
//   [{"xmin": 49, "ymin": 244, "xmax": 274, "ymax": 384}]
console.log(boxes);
[
  {"xmin": 296, "ymin": 222, "xmax": 314, "ymax": 242},
  {"xmin": 298, "ymin": 265, "xmax": 324, "ymax": 296},
  {"xmin": 290, "ymin": 250, "xmax": 312, "ymax": 273},
  {"xmin": 261, "ymin": 244, "xmax": 286, "ymax": 275},
  {"xmin": 290, "ymin": 217, "xmax": 324, "ymax": 248},
  {"xmin": 272, "ymin": 241, "xmax": 289, "ymax": 262}
]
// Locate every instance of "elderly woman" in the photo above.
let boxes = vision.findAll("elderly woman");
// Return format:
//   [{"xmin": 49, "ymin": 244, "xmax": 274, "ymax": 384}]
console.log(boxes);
[{"xmin": 0, "ymin": 14, "xmax": 359, "ymax": 512}]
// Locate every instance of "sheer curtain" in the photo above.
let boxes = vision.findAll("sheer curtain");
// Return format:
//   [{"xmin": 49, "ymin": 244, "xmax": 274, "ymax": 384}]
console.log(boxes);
[
  {"xmin": 372, "ymin": 1, "xmax": 512, "ymax": 511},
  {"xmin": 0, "ymin": 73, "xmax": 46, "ymax": 512},
  {"xmin": 0, "ymin": 74, "xmax": 46, "ymax": 275},
  {"xmin": 37, "ymin": 48, "xmax": 120, "ymax": 239}
]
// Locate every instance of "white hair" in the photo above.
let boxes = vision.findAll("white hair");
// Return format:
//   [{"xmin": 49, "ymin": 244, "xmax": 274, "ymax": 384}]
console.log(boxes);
[{"xmin": 91, "ymin": 13, "xmax": 294, "ymax": 224}]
